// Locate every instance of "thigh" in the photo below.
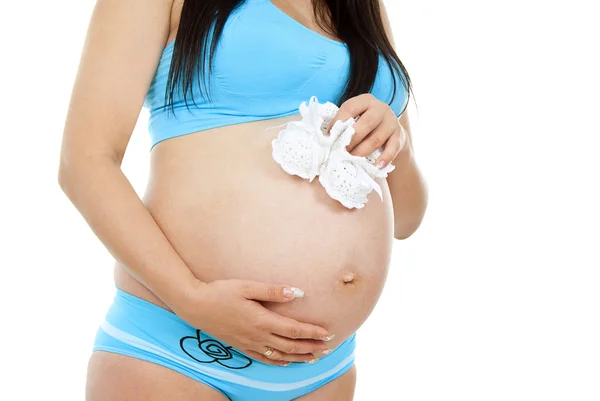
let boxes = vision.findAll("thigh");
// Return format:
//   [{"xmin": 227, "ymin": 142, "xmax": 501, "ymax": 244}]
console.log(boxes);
[
  {"xmin": 85, "ymin": 351, "xmax": 228, "ymax": 401},
  {"xmin": 294, "ymin": 364, "xmax": 357, "ymax": 401}
]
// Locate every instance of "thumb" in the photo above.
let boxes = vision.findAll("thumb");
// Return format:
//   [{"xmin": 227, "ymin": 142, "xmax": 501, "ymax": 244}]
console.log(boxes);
[{"xmin": 241, "ymin": 281, "xmax": 305, "ymax": 302}]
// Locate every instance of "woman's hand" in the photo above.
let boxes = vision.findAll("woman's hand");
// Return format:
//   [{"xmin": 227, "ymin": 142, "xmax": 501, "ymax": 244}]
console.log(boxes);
[
  {"xmin": 172, "ymin": 279, "xmax": 334, "ymax": 366},
  {"xmin": 328, "ymin": 93, "xmax": 408, "ymax": 169}
]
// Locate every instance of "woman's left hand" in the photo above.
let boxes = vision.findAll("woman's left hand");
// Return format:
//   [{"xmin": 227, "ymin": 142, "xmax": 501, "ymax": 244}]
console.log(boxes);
[{"xmin": 328, "ymin": 93, "xmax": 407, "ymax": 169}]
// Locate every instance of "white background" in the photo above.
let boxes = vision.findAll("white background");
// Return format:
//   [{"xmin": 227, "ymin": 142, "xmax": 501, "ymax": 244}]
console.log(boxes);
[{"xmin": 1, "ymin": 0, "xmax": 599, "ymax": 400}]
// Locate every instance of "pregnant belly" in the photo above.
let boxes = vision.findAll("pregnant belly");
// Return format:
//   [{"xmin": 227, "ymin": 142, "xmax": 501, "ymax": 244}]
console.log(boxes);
[{"xmin": 117, "ymin": 117, "xmax": 395, "ymax": 348}]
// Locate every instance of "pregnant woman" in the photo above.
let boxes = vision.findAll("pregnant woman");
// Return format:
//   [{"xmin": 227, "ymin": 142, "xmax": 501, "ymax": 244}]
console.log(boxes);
[{"xmin": 59, "ymin": 0, "xmax": 428, "ymax": 399}]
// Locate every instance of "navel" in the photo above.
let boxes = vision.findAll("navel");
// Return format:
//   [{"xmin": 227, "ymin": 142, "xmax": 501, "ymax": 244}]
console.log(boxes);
[{"xmin": 339, "ymin": 271, "xmax": 358, "ymax": 286}]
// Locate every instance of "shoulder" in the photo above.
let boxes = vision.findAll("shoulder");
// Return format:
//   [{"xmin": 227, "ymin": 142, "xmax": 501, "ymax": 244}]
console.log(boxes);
[
  {"xmin": 377, "ymin": 0, "xmax": 396, "ymax": 48},
  {"xmin": 165, "ymin": 0, "xmax": 184, "ymax": 37}
]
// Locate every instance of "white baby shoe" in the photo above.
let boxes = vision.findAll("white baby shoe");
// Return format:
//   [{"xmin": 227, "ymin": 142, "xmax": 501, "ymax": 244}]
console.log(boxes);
[
  {"xmin": 271, "ymin": 98, "xmax": 337, "ymax": 181},
  {"xmin": 271, "ymin": 96, "xmax": 395, "ymax": 209}
]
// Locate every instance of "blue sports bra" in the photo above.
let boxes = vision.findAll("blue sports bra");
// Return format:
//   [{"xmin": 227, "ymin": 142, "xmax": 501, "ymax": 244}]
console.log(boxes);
[{"xmin": 143, "ymin": 0, "xmax": 409, "ymax": 148}]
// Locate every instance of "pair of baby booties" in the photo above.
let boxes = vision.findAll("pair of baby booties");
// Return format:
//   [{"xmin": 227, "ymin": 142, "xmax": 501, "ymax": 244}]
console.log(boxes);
[{"xmin": 271, "ymin": 96, "xmax": 395, "ymax": 209}]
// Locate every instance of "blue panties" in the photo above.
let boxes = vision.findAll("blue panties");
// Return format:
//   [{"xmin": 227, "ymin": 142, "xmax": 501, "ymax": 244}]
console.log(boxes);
[{"xmin": 92, "ymin": 287, "xmax": 356, "ymax": 400}]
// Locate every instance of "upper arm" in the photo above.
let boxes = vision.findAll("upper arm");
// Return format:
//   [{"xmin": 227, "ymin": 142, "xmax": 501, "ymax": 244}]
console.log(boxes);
[
  {"xmin": 60, "ymin": 0, "xmax": 173, "ymax": 167},
  {"xmin": 378, "ymin": 0, "xmax": 396, "ymax": 49},
  {"xmin": 378, "ymin": 0, "xmax": 412, "ymax": 138}
]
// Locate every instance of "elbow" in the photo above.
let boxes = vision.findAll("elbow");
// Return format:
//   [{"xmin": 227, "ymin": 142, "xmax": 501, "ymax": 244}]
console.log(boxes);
[
  {"xmin": 57, "ymin": 152, "xmax": 93, "ymax": 197},
  {"xmin": 394, "ymin": 231, "xmax": 413, "ymax": 241},
  {"xmin": 393, "ymin": 205, "xmax": 428, "ymax": 240},
  {"xmin": 58, "ymin": 165, "xmax": 81, "ymax": 204},
  {"xmin": 394, "ymin": 219, "xmax": 424, "ymax": 240},
  {"xmin": 58, "ymin": 142, "xmax": 75, "ymax": 192},
  {"xmin": 57, "ymin": 146, "xmax": 107, "ymax": 193},
  {"xmin": 393, "ymin": 181, "xmax": 429, "ymax": 240},
  {"xmin": 57, "ymin": 161, "xmax": 71, "ymax": 194},
  {"xmin": 57, "ymin": 162, "xmax": 70, "ymax": 192},
  {"xmin": 57, "ymin": 156, "xmax": 79, "ymax": 196}
]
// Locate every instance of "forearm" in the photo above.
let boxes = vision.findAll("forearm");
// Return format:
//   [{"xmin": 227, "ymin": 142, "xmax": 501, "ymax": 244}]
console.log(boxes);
[
  {"xmin": 58, "ymin": 157, "xmax": 200, "ymax": 310},
  {"xmin": 387, "ymin": 123, "xmax": 429, "ymax": 240}
]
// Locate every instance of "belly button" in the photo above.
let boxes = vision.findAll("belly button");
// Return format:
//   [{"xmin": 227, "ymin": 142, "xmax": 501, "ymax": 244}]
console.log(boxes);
[{"xmin": 340, "ymin": 272, "xmax": 357, "ymax": 285}]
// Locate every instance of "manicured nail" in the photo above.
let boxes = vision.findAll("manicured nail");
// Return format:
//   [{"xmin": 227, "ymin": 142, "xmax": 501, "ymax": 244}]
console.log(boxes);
[
  {"xmin": 377, "ymin": 160, "xmax": 386, "ymax": 169},
  {"xmin": 283, "ymin": 287, "xmax": 304, "ymax": 298},
  {"xmin": 322, "ymin": 349, "xmax": 332, "ymax": 355},
  {"xmin": 281, "ymin": 362, "xmax": 291, "ymax": 367},
  {"xmin": 318, "ymin": 334, "xmax": 335, "ymax": 342},
  {"xmin": 307, "ymin": 358, "xmax": 319, "ymax": 364}
]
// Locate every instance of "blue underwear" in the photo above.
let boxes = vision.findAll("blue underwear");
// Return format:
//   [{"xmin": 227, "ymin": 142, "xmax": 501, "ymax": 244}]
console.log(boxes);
[{"xmin": 92, "ymin": 288, "xmax": 356, "ymax": 400}]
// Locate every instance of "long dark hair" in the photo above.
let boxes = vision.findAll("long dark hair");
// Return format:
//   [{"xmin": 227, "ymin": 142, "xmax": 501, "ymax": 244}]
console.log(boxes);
[{"xmin": 164, "ymin": 0, "xmax": 414, "ymax": 115}]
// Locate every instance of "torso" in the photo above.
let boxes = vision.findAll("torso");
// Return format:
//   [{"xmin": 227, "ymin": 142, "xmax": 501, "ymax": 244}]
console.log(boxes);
[{"xmin": 115, "ymin": 0, "xmax": 396, "ymax": 350}]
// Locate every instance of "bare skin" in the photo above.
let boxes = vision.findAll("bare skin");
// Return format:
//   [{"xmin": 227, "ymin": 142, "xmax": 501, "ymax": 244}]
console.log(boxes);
[{"xmin": 62, "ymin": 0, "xmax": 427, "ymax": 400}]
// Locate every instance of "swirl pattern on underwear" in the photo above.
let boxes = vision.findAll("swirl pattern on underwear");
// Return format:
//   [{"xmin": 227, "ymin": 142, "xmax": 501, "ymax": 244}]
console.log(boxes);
[
  {"xmin": 271, "ymin": 96, "xmax": 395, "ymax": 209},
  {"xmin": 180, "ymin": 329, "xmax": 253, "ymax": 370}
]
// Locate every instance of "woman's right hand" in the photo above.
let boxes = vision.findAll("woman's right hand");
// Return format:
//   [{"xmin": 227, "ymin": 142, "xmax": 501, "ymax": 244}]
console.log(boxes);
[{"xmin": 171, "ymin": 279, "xmax": 335, "ymax": 366}]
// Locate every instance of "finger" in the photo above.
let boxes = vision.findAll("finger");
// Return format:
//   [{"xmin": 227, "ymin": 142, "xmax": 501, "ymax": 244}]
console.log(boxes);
[
  {"xmin": 277, "ymin": 352, "xmax": 320, "ymax": 364},
  {"xmin": 268, "ymin": 334, "xmax": 331, "ymax": 356},
  {"xmin": 252, "ymin": 345, "xmax": 319, "ymax": 364},
  {"xmin": 255, "ymin": 344, "xmax": 318, "ymax": 364},
  {"xmin": 326, "ymin": 108, "xmax": 354, "ymax": 134},
  {"xmin": 239, "ymin": 281, "xmax": 305, "ymax": 303},
  {"xmin": 244, "ymin": 349, "xmax": 292, "ymax": 367},
  {"xmin": 375, "ymin": 130, "xmax": 403, "ymax": 169},
  {"xmin": 245, "ymin": 350, "xmax": 319, "ymax": 365},
  {"xmin": 326, "ymin": 93, "xmax": 376, "ymax": 133},
  {"xmin": 349, "ymin": 121, "xmax": 395, "ymax": 157},
  {"xmin": 267, "ymin": 313, "xmax": 332, "ymax": 341},
  {"xmin": 346, "ymin": 108, "xmax": 387, "ymax": 151},
  {"xmin": 258, "ymin": 346, "xmax": 288, "ymax": 362}
]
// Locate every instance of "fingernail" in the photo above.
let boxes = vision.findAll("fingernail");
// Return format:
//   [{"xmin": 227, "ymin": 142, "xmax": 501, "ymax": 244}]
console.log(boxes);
[
  {"xmin": 377, "ymin": 160, "xmax": 386, "ymax": 169},
  {"xmin": 283, "ymin": 287, "xmax": 304, "ymax": 298},
  {"xmin": 281, "ymin": 362, "xmax": 291, "ymax": 367},
  {"xmin": 318, "ymin": 334, "xmax": 335, "ymax": 342},
  {"xmin": 322, "ymin": 349, "xmax": 332, "ymax": 355},
  {"xmin": 307, "ymin": 358, "xmax": 319, "ymax": 364}
]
